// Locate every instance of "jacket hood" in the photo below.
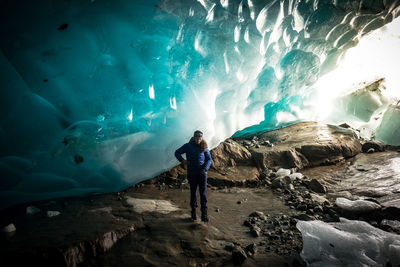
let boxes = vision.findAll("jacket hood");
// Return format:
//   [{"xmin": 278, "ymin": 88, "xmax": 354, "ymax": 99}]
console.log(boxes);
[{"xmin": 189, "ymin": 137, "xmax": 208, "ymax": 152}]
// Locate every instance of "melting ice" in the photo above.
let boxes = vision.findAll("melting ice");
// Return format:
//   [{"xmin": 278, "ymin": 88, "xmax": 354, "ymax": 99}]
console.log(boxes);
[{"xmin": 297, "ymin": 218, "xmax": 400, "ymax": 266}]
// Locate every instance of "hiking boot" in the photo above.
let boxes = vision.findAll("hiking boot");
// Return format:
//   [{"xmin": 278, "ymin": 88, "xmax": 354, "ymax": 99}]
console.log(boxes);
[
  {"xmin": 201, "ymin": 208, "xmax": 209, "ymax": 222},
  {"xmin": 191, "ymin": 208, "xmax": 197, "ymax": 221}
]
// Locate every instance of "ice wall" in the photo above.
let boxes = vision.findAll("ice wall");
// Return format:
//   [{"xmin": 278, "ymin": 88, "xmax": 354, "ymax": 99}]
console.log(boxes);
[
  {"xmin": 0, "ymin": 0, "xmax": 399, "ymax": 209},
  {"xmin": 311, "ymin": 17, "xmax": 400, "ymax": 145}
]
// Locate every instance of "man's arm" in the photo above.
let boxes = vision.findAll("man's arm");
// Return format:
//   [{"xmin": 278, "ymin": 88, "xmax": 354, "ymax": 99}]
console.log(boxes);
[
  {"xmin": 203, "ymin": 148, "xmax": 212, "ymax": 171},
  {"xmin": 174, "ymin": 144, "xmax": 187, "ymax": 162}
]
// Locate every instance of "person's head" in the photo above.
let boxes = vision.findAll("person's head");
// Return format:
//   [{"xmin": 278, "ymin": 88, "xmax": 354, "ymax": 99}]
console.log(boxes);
[{"xmin": 193, "ymin": 130, "xmax": 203, "ymax": 145}]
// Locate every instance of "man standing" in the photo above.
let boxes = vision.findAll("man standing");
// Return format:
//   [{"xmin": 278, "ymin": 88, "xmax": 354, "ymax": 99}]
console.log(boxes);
[{"xmin": 175, "ymin": 130, "xmax": 212, "ymax": 222}]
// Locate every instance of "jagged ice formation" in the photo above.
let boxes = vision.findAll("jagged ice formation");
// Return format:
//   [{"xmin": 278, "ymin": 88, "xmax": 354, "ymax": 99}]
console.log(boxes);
[{"xmin": 0, "ymin": 0, "xmax": 400, "ymax": 209}]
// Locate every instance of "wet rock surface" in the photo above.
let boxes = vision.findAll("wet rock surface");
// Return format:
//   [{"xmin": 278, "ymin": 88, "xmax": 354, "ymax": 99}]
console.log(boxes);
[
  {"xmin": 235, "ymin": 122, "xmax": 362, "ymax": 170},
  {"xmin": 1, "ymin": 122, "xmax": 399, "ymax": 266}
]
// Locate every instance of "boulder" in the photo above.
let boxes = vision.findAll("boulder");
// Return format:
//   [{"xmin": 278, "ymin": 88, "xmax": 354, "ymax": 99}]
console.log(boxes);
[
  {"xmin": 335, "ymin": 197, "xmax": 382, "ymax": 219},
  {"xmin": 335, "ymin": 198, "xmax": 381, "ymax": 213},
  {"xmin": 207, "ymin": 166, "xmax": 259, "ymax": 187},
  {"xmin": 245, "ymin": 122, "xmax": 362, "ymax": 171},
  {"xmin": 210, "ymin": 139, "xmax": 253, "ymax": 170}
]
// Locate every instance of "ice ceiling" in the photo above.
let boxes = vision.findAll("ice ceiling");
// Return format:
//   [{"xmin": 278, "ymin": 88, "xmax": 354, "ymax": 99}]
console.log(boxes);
[{"xmin": 0, "ymin": 0, "xmax": 399, "ymax": 209}]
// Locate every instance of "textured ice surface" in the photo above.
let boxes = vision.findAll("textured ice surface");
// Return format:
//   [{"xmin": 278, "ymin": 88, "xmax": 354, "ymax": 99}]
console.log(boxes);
[
  {"xmin": 375, "ymin": 104, "xmax": 400, "ymax": 145},
  {"xmin": 297, "ymin": 218, "xmax": 400, "ymax": 266},
  {"xmin": 0, "ymin": 0, "xmax": 399, "ymax": 208}
]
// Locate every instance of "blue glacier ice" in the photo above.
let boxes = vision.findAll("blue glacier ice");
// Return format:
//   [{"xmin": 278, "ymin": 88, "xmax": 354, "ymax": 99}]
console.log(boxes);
[{"xmin": 0, "ymin": 0, "xmax": 399, "ymax": 209}]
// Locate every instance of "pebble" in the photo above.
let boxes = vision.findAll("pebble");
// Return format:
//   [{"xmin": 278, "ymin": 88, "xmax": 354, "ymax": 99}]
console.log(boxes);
[
  {"xmin": 245, "ymin": 243, "xmax": 257, "ymax": 255},
  {"xmin": 250, "ymin": 225, "xmax": 261, "ymax": 237},
  {"xmin": 249, "ymin": 211, "xmax": 267, "ymax": 220}
]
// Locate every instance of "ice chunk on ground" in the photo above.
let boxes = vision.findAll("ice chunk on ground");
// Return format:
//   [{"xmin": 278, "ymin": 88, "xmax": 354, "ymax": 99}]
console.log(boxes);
[
  {"xmin": 336, "ymin": 79, "xmax": 389, "ymax": 122},
  {"xmin": 335, "ymin": 197, "xmax": 381, "ymax": 212},
  {"xmin": 375, "ymin": 104, "xmax": 400, "ymax": 146},
  {"xmin": 289, "ymin": 172, "xmax": 304, "ymax": 181},
  {"xmin": 297, "ymin": 218, "xmax": 400, "ymax": 266},
  {"xmin": 276, "ymin": 168, "xmax": 291, "ymax": 177},
  {"xmin": 47, "ymin": 211, "xmax": 61, "ymax": 217},
  {"xmin": 125, "ymin": 197, "xmax": 179, "ymax": 214},
  {"xmin": 2, "ymin": 223, "xmax": 16, "ymax": 233}
]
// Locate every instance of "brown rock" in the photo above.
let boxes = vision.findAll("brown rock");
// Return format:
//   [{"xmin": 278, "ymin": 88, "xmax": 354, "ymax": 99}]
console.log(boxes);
[
  {"xmin": 207, "ymin": 166, "xmax": 259, "ymax": 187},
  {"xmin": 244, "ymin": 122, "xmax": 362, "ymax": 171},
  {"xmin": 249, "ymin": 211, "xmax": 267, "ymax": 220},
  {"xmin": 210, "ymin": 139, "xmax": 253, "ymax": 170},
  {"xmin": 245, "ymin": 243, "xmax": 257, "ymax": 255},
  {"xmin": 250, "ymin": 225, "xmax": 261, "ymax": 237},
  {"xmin": 232, "ymin": 247, "xmax": 247, "ymax": 264},
  {"xmin": 308, "ymin": 179, "xmax": 327, "ymax": 194},
  {"xmin": 362, "ymin": 141, "xmax": 385, "ymax": 153}
]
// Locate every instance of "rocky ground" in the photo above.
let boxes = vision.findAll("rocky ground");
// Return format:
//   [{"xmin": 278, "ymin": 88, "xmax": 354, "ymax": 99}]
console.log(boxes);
[{"xmin": 1, "ymin": 122, "xmax": 399, "ymax": 266}]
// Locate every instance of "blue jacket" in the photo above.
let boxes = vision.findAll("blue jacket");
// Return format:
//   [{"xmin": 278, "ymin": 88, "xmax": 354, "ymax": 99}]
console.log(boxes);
[{"xmin": 175, "ymin": 139, "xmax": 212, "ymax": 175}]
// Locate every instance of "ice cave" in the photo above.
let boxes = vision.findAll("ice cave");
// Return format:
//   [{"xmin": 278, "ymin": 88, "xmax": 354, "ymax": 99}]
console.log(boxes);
[{"xmin": 1, "ymin": 0, "xmax": 400, "ymax": 265}]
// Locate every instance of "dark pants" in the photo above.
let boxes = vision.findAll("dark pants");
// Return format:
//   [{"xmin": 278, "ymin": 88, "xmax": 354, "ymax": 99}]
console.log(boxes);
[{"xmin": 188, "ymin": 172, "xmax": 207, "ymax": 211}]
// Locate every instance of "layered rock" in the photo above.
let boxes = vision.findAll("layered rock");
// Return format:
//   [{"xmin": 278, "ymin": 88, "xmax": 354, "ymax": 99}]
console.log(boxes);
[{"xmin": 236, "ymin": 122, "xmax": 362, "ymax": 170}]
